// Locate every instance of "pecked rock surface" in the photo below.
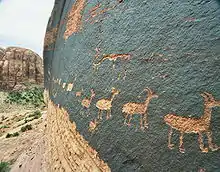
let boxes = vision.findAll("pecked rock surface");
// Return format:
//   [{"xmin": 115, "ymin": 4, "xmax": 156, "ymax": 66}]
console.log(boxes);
[
  {"xmin": 44, "ymin": 0, "xmax": 220, "ymax": 171},
  {"xmin": 0, "ymin": 47, "xmax": 43, "ymax": 90}
]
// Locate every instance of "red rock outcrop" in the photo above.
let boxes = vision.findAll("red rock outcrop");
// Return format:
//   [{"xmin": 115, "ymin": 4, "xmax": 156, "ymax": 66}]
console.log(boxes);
[{"xmin": 0, "ymin": 47, "xmax": 43, "ymax": 90}]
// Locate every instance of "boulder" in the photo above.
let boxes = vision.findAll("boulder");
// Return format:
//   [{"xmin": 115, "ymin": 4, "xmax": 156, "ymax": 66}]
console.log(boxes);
[
  {"xmin": 0, "ymin": 47, "xmax": 43, "ymax": 90},
  {"xmin": 44, "ymin": 0, "xmax": 220, "ymax": 171}
]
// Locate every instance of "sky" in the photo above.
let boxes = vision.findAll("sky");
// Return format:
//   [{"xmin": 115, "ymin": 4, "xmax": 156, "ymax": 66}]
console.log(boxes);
[{"xmin": 0, "ymin": 0, "xmax": 55, "ymax": 57}]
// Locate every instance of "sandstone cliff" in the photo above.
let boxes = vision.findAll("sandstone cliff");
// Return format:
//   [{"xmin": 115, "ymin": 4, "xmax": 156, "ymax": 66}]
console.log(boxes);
[{"xmin": 0, "ymin": 47, "xmax": 43, "ymax": 90}]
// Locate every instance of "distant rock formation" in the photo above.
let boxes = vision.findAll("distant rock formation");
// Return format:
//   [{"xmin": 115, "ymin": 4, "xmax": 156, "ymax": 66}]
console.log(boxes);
[
  {"xmin": 0, "ymin": 47, "xmax": 43, "ymax": 90},
  {"xmin": 0, "ymin": 47, "xmax": 5, "ymax": 58}
]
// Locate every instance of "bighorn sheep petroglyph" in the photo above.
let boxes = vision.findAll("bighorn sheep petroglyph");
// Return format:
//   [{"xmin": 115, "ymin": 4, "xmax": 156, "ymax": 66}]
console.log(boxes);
[
  {"xmin": 96, "ymin": 87, "xmax": 119, "ymax": 120},
  {"xmin": 164, "ymin": 92, "xmax": 220, "ymax": 153},
  {"xmin": 122, "ymin": 88, "xmax": 158, "ymax": 130}
]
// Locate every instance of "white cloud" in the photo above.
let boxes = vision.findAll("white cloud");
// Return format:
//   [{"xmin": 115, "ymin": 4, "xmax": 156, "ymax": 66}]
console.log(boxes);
[{"xmin": 0, "ymin": 0, "xmax": 55, "ymax": 56}]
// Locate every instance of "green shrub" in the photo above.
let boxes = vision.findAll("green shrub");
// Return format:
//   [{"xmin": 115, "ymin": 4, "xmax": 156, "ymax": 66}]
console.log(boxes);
[
  {"xmin": 33, "ymin": 110, "xmax": 42, "ymax": 119},
  {"xmin": 0, "ymin": 125, "xmax": 9, "ymax": 129},
  {"xmin": 5, "ymin": 132, "xmax": 19, "ymax": 138},
  {"xmin": 4, "ymin": 87, "xmax": 44, "ymax": 107},
  {"xmin": 28, "ymin": 110, "xmax": 42, "ymax": 119},
  {"xmin": 21, "ymin": 124, "xmax": 32, "ymax": 132},
  {"xmin": 33, "ymin": 110, "xmax": 42, "ymax": 116},
  {"xmin": 12, "ymin": 132, "xmax": 19, "ymax": 137},
  {"xmin": 24, "ymin": 117, "xmax": 28, "ymax": 124},
  {"xmin": 0, "ymin": 162, "xmax": 10, "ymax": 172},
  {"xmin": 1, "ymin": 115, "xmax": 5, "ymax": 121},
  {"xmin": 16, "ymin": 117, "xmax": 24, "ymax": 122},
  {"xmin": 5, "ymin": 133, "xmax": 11, "ymax": 138}
]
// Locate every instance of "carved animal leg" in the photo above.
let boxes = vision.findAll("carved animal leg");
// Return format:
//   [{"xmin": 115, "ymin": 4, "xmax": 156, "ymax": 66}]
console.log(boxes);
[
  {"xmin": 206, "ymin": 131, "xmax": 219, "ymax": 151},
  {"xmin": 179, "ymin": 132, "xmax": 185, "ymax": 153},
  {"xmin": 140, "ymin": 114, "xmax": 143, "ymax": 130},
  {"xmin": 106, "ymin": 110, "xmax": 109, "ymax": 120},
  {"xmin": 198, "ymin": 132, "xmax": 208, "ymax": 153},
  {"xmin": 168, "ymin": 127, "xmax": 174, "ymax": 149},
  {"xmin": 109, "ymin": 108, "xmax": 112, "ymax": 118},
  {"xmin": 143, "ymin": 113, "xmax": 148, "ymax": 129},
  {"xmin": 124, "ymin": 114, "xmax": 128, "ymax": 125},
  {"xmin": 106, "ymin": 109, "xmax": 111, "ymax": 120},
  {"xmin": 97, "ymin": 109, "xmax": 102, "ymax": 120},
  {"xmin": 128, "ymin": 115, "xmax": 133, "ymax": 126}
]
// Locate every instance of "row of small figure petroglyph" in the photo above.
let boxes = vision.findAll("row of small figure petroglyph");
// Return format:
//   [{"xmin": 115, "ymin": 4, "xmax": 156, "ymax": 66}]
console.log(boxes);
[
  {"xmin": 52, "ymin": 77, "xmax": 220, "ymax": 153},
  {"xmin": 52, "ymin": 77, "xmax": 157, "ymax": 130},
  {"xmin": 54, "ymin": 79, "xmax": 152, "ymax": 121}
]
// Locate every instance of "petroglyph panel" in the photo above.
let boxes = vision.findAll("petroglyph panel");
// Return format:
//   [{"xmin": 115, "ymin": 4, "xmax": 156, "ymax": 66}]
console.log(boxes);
[
  {"xmin": 44, "ymin": 0, "xmax": 220, "ymax": 171},
  {"xmin": 63, "ymin": 0, "xmax": 86, "ymax": 40}
]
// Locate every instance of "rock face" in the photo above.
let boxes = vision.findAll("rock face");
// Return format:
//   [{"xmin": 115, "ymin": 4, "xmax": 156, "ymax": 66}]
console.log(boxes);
[
  {"xmin": 0, "ymin": 47, "xmax": 5, "ymax": 58},
  {"xmin": 0, "ymin": 47, "xmax": 43, "ymax": 90},
  {"xmin": 44, "ymin": 0, "xmax": 220, "ymax": 171}
]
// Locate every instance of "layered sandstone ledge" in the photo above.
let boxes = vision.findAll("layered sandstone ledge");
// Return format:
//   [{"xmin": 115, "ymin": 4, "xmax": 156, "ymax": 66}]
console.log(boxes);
[
  {"xmin": 46, "ymin": 98, "xmax": 110, "ymax": 172},
  {"xmin": 0, "ymin": 47, "xmax": 43, "ymax": 89}
]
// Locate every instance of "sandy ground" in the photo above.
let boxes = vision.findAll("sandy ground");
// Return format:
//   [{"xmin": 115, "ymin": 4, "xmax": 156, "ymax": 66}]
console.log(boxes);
[
  {"xmin": 10, "ymin": 113, "xmax": 48, "ymax": 172},
  {"xmin": 0, "ymin": 92, "xmax": 48, "ymax": 172}
]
